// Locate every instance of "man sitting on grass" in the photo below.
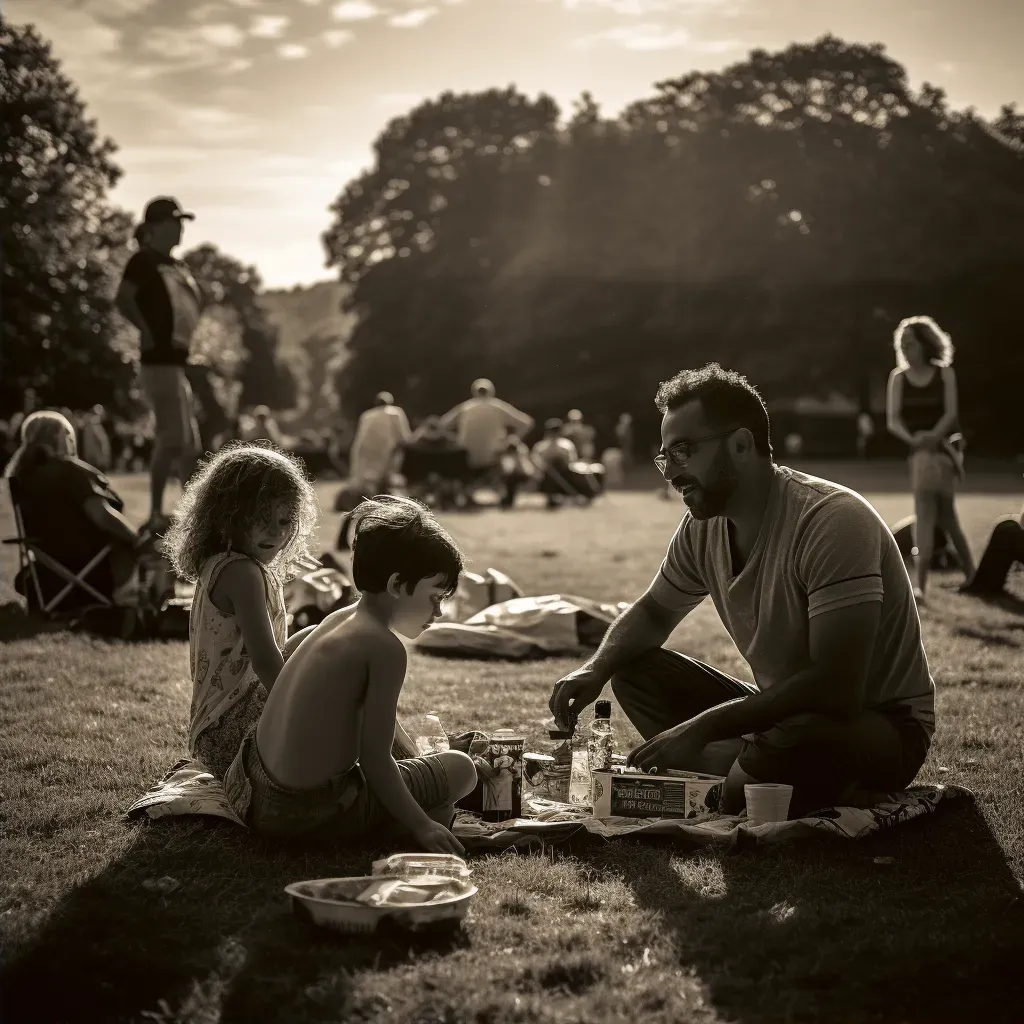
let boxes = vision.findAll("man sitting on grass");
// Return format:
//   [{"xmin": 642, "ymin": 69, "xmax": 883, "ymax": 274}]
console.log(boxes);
[
  {"xmin": 224, "ymin": 496, "xmax": 476, "ymax": 853},
  {"xmin": 550, "ymin": 363, "xmax": 936, "ymax": 819}
]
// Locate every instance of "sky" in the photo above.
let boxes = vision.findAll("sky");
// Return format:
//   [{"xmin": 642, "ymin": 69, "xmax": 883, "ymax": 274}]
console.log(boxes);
[{"xmin": 5, "ymin": 0, "xmax": 1022, "ymax": 289}]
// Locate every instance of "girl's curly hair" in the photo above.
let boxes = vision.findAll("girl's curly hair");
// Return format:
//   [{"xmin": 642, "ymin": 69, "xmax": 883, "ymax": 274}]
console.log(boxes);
[
  {"xmin": 163, "ymin": 442, "xmax": 319, "ymax": 583},
  {"xmin": 893, "ymin": 316, "xmax": 955, "ymax": 370}
]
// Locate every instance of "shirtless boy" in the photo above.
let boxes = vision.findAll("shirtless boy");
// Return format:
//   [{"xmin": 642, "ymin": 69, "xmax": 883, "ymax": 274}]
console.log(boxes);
[{"xmin": 224, "ymin": 496, "xmax": 476, "ymax": 853}]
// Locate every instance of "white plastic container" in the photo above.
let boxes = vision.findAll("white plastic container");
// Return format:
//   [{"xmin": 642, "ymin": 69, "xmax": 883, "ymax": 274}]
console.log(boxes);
[{"xmin": 285, "ymin": 875, "xmax": 478, "ymax": 935}]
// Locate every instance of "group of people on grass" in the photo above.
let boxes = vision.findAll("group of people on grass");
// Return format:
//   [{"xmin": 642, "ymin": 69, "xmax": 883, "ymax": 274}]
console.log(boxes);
[
  {"xmin": 346, "ymin": 382, "xmax": 607, "ymax": 513},
  {"xmin": 4, "ymin": 351, "xmax": 1023, "ymax": 850},
  {"xmin": 4, "ymin": 188, "xmax": 1023, "ymax": 850}
]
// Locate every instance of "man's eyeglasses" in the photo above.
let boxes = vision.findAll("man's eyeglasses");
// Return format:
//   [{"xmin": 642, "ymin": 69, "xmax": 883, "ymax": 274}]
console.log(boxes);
[{"xmin": 654, "ymin": 429, "xmax": 736, "ymax": 475}]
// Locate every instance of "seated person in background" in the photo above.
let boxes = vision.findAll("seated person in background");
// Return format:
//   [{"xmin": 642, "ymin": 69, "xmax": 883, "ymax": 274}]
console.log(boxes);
[
  {"xmin": 563, "ymin": 408, "xmax": 597, "ymax": 461},
  {"xmin": 402, "ymin": 416, "xmax": 467, "ymax": 510},
  {"xmin": 498, "ymin": 426, "xmax": 535, "ymax": 510},
  {"xmin": 3, "ymin": 411, "xmax": 157, "ymax": 609},
  {"xmin": 961, "ymin": 481, "xmax": 1024, "ymax": 597},
  {"xmin": 224, "ymin": 496, "xmax": 476, "ymax": 852},
  {"xmin": 243, "ymin": 406, "xmax": 285, "ymax": 448},
  {"xmin": 532, "ymin": 418, "xmax": 601, "ymax": 508}
]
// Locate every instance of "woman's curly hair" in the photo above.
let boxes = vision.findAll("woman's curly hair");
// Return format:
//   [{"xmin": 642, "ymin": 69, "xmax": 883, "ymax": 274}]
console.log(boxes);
[
  {"xmin": 162, "ymin": 442, "xmax": 319, "ymax": 583},
  {"xmin": 893, "ymin": 316, "xmax": 955, "ymax": 370}
]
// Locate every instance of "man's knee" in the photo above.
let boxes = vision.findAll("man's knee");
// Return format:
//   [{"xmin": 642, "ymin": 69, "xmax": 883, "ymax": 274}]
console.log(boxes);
[{"xmin": 437, "ymin": 749, "xmax": 477, "ymax": 800}]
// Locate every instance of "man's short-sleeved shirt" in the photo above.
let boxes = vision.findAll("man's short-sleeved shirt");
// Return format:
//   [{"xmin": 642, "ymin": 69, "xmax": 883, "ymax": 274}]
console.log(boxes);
[
  {"xmin": 649, "ymin": 465, "xmax": 936, "ymax": 736},
  {"xmin": 16, "ymin": 456, "xmax": 124, "ymax": 569},
  {"xmin": 120, "ymin": 249, "xmax": 202, "ymax": 366}
]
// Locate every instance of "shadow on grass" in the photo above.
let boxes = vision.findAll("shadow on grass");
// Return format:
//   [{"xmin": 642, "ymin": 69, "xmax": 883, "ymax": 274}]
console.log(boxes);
[
  {"xmin": 0, "ymin": 820, "xmax": 469, "ymax": 1024},
  {"xmin": 0, "ymin": 601, "xmax": 67, "ymax": 642},
  {"xmin": 595, "ymin": 796, "xmax": 1024, "ymax": 1024}
]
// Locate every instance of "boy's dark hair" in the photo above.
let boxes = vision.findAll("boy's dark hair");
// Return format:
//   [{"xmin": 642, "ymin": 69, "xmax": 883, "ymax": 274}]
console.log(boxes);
[
  {"xmin": 654, "ymin": 362, "xmax": 773, "ymax": 457},
  {"xmin": 351, "ymin": 495, "xmax": 464, "ymax": 597},
  {"xmin": 163, "ymin": 442, "xmax": 319, "ymax": 583}
]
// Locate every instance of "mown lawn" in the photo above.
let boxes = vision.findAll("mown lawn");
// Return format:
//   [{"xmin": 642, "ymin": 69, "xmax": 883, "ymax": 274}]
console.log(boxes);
[{"xmin": 1, "ymin": 465, "xmax": 1023, "ymax": 1024}]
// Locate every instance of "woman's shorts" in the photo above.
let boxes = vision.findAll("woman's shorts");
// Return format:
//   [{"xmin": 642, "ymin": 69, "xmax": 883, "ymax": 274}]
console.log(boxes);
[
  {"xmin": 909, "ymin": 449, "xmax": 956, "ymax": 495},
  {"xmin": 223, "ymin": 727, "xmax": 452, "ymax": 841},
  {"xmin": 139, "ymin": 364, "xmax": 199, "ymax": 454}
]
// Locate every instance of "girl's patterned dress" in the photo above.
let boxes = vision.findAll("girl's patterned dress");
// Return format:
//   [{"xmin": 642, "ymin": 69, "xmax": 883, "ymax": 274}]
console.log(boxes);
[{"xmin": 188, "ymin": 552, "xmax": 287, "ymax": 780}]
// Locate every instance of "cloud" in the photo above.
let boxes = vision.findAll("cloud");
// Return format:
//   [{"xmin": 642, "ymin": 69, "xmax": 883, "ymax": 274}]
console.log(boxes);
[
  {"xmin": 330, "ymin": 1, "xmax": 384, "ymax": 21},
  {"xmin": 559, "ymin": 0, "xmax": 734, "ymax": 9},
  {"xmin": 79, "ymin": 0, "xmax": 157, "ymax": 16},
  {"xmin": 249, "ymin": 15, "xmax": 291, "ymax": 38},
  {"xmin": 389, "ymin": 7, "xmax": 439, "ymax": 27},
  {"xmin": 223, "ymin": 57, "xmax": 254, "ymax": 73},
  {"xmin": 197, "ymin": 23, "xmax": 247, "ymax": 47},
  {"xmin": 575, "ymin": 22, "xmax": 739, "ymax": 51},
  {"xmin": 277, "ymin": 42, "xmax": 310, "ymax": 59},
  {"xmin": 223, "ymin": 0, "xmax": 260, "ymax": 7},
  {"xmin": 322, "ymin": 28, "xmax": 356, "ymax": 46}
]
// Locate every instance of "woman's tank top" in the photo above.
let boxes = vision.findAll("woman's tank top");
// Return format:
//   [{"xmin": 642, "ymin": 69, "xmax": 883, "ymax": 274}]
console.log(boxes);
[{"xmin": 900, "ymin": 370, "xmax": 945, "ymax": 435}]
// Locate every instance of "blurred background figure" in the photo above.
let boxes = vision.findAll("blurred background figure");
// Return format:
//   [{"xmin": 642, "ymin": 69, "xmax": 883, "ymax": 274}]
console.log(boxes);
[
  {"xmin": 856, "ymin": 410, "xmax": 875, "ymax": 459},
  {"xmin": 348, "ymin": 391, "xmax": 411, "ymax": 495},
  {"xmin": 243, "ymin": 405, "xmax": 284, "ymax": 448},
  {"xmin": 79, "ymin": 405, "xmax": 113, "ymax": 471},
  {"xmin": 563, "ymin": 408, "xmax": 596, "ymax": 460},
  {"xmin": 615, "ymin": 413, "xmax": 634, "ymax": 469},
  {"xmin": 498, "ymin": 425, "xmax": 535, "ymax": 510},
  {"xmin": 886, "ymin": 315, "xmax": 975, "ymax": 601},
  {"xmin": 115, "ymin": 196, "xmax": 203, "ymax": 529},
  {"xmin": 441, "ymin": 379, "xmax": 533, "ymax": 499},
  {"xmin": 403, "ymin": 415, "xmax": 467, "ymax": 510},
  {"xmin": 532, "ymin": 417, "xmax": 602, "ymax": 508}
]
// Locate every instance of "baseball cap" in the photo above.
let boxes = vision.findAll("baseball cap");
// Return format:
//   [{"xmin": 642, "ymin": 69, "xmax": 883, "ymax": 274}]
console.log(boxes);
[{"xmin": 142, "ymin": 197, "xmax": 195, "ymax": 223}]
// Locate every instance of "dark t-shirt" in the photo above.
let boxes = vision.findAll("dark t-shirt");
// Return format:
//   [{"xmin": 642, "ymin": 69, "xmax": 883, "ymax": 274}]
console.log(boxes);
[
  {"xmin": 120, "ymin": 249, "xmax": 203, "ymax": 366},
  {"xmin": 15, "ymin": 455, "xmax": 124, "ymax": 570}
]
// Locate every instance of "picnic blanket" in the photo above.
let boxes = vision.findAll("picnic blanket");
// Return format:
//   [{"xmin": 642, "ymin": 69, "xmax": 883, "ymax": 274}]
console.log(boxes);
[{"xmin": 125, "ymin": 758, "xmax": 964, "ymax": 851}]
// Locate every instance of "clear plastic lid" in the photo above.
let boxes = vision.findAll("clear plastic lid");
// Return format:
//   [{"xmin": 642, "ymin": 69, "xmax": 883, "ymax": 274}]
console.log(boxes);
[{"xmin": 371, "ymin": 853, "xmax": 472, "ymax": 880}]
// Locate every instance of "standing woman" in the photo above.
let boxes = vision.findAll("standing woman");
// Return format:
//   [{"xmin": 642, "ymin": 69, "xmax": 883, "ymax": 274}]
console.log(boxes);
[{"xmin": 886, "ymin": 316, "xmax": 975, "ymax": 601}]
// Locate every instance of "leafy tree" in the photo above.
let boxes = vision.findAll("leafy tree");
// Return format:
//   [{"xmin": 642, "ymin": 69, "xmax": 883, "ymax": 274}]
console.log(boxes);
[
  {"xmin": 0, "ymin": 16, "xmax": 135, "ymax": 415},
  {"xmin": 182, "ymin": 244, "xmax": 297, "ymax": 411}
]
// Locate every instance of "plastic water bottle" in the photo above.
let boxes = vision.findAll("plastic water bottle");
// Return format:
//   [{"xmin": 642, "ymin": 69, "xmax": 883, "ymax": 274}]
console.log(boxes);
[
  {"xmin": 568, "ymin": 716, "xmax": 592, "ymax": 806},
  {"xmin": 588, "ymin": 700, "xmax": 614, "ymax": 773},
  {"xmin": 414, "ymin": 714, "xmax": 450, "ymax": 755}
]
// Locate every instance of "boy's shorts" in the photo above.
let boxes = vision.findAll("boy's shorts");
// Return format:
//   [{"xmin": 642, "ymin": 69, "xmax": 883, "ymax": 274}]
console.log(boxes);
[{"xmin": 223, "ymin": 726, "xmax": 451, "ymax": 841}]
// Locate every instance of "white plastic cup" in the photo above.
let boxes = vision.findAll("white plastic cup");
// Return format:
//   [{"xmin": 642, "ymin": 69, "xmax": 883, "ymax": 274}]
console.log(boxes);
[{"xmin": 744, "ymin": 783, "xmax": 794, "ymax": 824}]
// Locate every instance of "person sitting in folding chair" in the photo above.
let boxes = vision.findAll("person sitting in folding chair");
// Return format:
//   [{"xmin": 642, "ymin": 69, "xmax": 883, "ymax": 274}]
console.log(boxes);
[
  {"xmin": 2, "ymin": 411, "xmax": 159, "ymax": 614},
  {"xmin": 532, "ymin": 418, "xmax": 602, "ymax": 509}
]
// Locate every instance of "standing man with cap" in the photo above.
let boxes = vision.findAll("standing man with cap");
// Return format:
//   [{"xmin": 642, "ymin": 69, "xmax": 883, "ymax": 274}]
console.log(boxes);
[{"xmin": 115, "ymin": 197, "xmax": 204, "ymax": 530}]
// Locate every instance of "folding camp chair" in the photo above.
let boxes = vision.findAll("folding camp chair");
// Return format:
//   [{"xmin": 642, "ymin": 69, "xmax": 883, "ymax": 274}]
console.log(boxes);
[{"xmin": 2, "ymin": 477, "xmax": 114, "ymax": 615}]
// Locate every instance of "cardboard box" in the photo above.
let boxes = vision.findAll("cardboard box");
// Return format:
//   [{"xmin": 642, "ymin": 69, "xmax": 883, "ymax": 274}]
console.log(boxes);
[{"xmin": 590, "ymin": 769, "xmax": 725, "ymax": 819}]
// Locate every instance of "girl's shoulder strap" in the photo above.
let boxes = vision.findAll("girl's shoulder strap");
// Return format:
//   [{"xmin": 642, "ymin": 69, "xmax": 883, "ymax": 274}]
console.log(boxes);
[{"xmin": 199, "ymin": 550, "xmax": 252, "ymax": 591}]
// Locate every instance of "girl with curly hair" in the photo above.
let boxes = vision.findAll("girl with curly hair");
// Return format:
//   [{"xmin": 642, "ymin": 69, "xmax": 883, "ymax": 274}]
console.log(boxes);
[
  {"xmin": 162, "ymin": 442, "xmax": 319, "ymax": 779},
  {"xmin": 886, "ymin": 316, "xmax": 975, "ymax": 602}
]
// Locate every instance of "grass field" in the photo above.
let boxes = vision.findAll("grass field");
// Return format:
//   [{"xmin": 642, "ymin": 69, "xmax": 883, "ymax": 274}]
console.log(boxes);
[{"xmin": 2, "ymin": 463, "xmax": 1023, "ymax": 1024}]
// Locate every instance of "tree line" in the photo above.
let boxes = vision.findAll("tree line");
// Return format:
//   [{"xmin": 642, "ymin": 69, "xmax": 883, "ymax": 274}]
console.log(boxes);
[{"xmin": 3, "ymin": 17, "xmax": 1023, "ymax": 452}]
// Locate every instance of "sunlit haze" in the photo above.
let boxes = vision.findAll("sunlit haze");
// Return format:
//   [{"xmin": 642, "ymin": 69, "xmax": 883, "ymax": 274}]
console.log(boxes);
[{"xmin": 7, "ymin": 0, "xmax": 1021, "ymax": 288}]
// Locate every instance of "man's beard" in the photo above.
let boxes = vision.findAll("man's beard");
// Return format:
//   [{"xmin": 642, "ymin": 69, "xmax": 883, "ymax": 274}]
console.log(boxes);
[{"xmin": 672, "ymin": 448, "xmax": 737, "ymax": 519}]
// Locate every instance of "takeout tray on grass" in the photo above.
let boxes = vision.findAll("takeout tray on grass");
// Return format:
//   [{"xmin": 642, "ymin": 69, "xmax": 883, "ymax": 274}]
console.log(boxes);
[{"xmin": 285, "ymin": 875, "xmax": 478, "ymax": 935}]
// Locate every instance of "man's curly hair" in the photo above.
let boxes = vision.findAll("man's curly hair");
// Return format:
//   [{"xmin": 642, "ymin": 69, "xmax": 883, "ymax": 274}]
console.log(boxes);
[{"xmin": 162, "ymin": 442, "xmax": 319, "ymax": 583}]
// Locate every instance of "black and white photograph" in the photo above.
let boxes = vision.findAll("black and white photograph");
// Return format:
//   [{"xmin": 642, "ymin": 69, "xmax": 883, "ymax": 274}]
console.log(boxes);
[{"xmin": 1, "ymin": 0, "xmax": 1022, "ymax": 1020}]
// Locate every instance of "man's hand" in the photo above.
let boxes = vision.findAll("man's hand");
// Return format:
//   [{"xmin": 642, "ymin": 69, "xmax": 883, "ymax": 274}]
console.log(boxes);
[
  {"xmin": 626, "ymin": 718, "xmax": 711, "ymax": 774},
  {"xmin": 414, "ymin": 819, "xmax": 465, "ymax": 856},
  {"xmin": 549, "ymin": 666, "xmax": 606, "ymax": 731}
]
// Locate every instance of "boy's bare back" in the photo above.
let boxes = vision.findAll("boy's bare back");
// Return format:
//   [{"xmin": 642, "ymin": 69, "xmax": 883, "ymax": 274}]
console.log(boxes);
[{"xmin": 256, "ymin": 612, "xmax": 404, "ymax": 790}]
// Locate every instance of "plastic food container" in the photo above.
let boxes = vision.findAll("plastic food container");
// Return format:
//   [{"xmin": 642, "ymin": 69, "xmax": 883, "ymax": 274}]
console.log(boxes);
[
  {"xmin": 371, "ymin": 853, "xmax": 473, "ymax": 880},
  {"xmin": 285, "ymin": 874, "xmax": 478, "ymax": 935}
]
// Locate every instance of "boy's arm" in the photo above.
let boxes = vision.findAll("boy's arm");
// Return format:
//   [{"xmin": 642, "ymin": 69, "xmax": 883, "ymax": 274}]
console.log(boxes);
[
  {"xmin": 359, "ymin": 638, "xmax": 457, "ymax": 844},
  {"xmin": 217, "ymin": 560, "xmax": 285, "ymax": 692}
]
